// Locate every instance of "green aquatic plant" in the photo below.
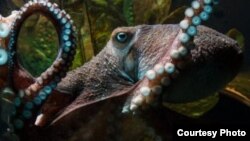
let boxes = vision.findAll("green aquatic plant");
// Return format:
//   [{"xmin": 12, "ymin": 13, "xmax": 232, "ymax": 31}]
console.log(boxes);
[
  {"xmin": 227, "ymin": 28, "xmax": 245, "ymax": 49},
  {"xmin": 161, "ymin": 6, "xmax": 187, "ymax": 24},
  {"xmin": 123, "ymin": 0, "xmax": 134, "ymax": 26},
  {"xmin": 18, "ymin": 15, "xmax": 58, "ymax": 76}
]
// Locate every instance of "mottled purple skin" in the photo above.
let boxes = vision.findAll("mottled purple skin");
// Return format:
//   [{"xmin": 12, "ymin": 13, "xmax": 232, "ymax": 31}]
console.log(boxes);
[
  {"xmin": 20, "ymin": 24, "xmax": 243, "ymax": 141},
  {"xmin": 55, "ymin": 24, "xmax": 241, "ymax": 105}
]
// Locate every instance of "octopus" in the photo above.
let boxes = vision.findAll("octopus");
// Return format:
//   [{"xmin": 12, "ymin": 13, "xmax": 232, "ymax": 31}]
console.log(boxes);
[{"xmin": 0, "ymin": 0, "xmax": 248, "ymax": 141}]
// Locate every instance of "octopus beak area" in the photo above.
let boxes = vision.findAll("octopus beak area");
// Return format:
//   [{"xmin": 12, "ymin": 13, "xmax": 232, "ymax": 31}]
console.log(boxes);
[{"xmin": 125, "ymin": 25, "xmax": 243, "ymax": 112}]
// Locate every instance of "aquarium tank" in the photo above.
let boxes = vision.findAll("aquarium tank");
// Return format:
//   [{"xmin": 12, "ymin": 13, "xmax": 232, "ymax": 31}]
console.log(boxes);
[{"xmin": 0, "ymin": 0, "xmax": 249, "ymax": 141}]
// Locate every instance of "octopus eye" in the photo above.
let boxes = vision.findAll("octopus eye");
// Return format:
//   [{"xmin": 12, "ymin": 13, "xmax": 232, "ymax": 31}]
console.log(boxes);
[{"xmin": 116, "ymin": 32, "xmax": 128, "ymax": 43}]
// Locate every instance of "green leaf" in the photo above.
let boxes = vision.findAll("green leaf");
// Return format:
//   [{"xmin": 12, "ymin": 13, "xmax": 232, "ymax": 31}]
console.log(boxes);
[
  {"xmin": 161, "ymin": 6, "xmax": 187, "ymax": 24},
  {"xmin": 163, "ymin": 93, "xmax": 219, "ymax": 118},
  {"xmin": 134, "ymin": 0, "xmax": 172, "ymax": 24},
  {"xmin": 92, "ymin": 0, "xmax": 107, "ymax": 7},
  {"xmin": 12, "ymin": 0, "xmax": 24, "ymax": 7},
  {"xmin": 227, "ymin": 72, "xmax": 250, "ymax": 98},
  {"xmin": 123, "ymin": 0, "xmax": 134, "ymax": 26},
  {"xmin": 226, "ymin": 28, "xmax": 245, "ymax": 48}
]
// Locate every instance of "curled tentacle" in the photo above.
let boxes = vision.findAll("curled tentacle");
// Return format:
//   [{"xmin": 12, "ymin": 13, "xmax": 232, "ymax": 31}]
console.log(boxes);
[
  {"xmin": 0, "ymin": 11, "xmax": 19, "ymax": 67},
  {"xmin": 7, "ymin": 0, "xmax": 77, "ymax": 129},
  {"xmin": 128, "ymin": 0, "xmax": 219, "ymax": 111}
]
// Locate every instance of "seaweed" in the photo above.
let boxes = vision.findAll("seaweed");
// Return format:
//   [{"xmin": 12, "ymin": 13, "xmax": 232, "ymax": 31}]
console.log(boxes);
[
  {"xmin": 227, "ymin": 28, "xmax": 245, "ymax": 49},
  {"xmin": 123, "ymin": 0, "xmax": 134, "ymax": 26}
]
